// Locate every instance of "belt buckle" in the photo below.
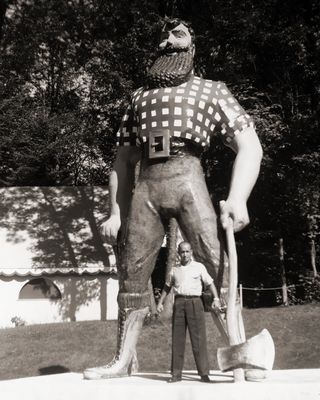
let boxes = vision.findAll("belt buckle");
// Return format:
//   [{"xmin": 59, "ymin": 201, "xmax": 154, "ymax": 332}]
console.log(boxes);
[{"xmin": 148, "ymin": 130, "xmax": 170, "ymax": 159}]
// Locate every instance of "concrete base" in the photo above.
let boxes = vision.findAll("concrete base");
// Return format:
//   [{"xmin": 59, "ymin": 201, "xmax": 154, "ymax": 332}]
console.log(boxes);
[{"xmin": 1, "ymin": 369, "xmax": 320, "ymax": 400}]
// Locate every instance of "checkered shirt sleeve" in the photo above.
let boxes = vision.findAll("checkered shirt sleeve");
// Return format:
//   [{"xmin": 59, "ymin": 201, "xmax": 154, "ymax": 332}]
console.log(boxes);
[
  {"xmin": 214, "ymin": 82, "xmax": 255, "ymax": 146},
  {"xmin": 116, "ymin": 99, "xmax": 139, "ymax": 147}
]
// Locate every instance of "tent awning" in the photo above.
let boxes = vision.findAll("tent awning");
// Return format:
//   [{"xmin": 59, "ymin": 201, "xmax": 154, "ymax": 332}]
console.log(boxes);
[{"xmin": 0, "ymin": 265, "xmax": 117, "ymax": 277}]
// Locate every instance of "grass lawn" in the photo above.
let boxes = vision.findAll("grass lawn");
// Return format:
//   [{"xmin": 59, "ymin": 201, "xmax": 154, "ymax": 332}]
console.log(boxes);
[{"xmin": 1, "ymin": 303, "xmax": 320, "ymax": 381}]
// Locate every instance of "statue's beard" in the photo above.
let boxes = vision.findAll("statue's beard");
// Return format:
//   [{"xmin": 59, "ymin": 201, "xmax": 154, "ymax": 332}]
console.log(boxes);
[{"xmin": 145, "ymin": 47, "xmax": 194, "ymax": 89}]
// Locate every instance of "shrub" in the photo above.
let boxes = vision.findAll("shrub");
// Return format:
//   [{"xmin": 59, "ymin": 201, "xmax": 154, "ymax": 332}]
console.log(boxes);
[{"xmin": 11, "ymin": 316, "xmax": 26, "ymax": 327}]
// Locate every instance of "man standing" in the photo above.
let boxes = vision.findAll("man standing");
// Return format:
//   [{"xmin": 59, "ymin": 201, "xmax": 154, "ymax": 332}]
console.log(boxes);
[
  {"xmin": 84, "ymin": 18, "xmax": 263, "ymax": 380},
  {"xmin": 157, "ymin": 241, "xmax": 221, "ymax": 383}
]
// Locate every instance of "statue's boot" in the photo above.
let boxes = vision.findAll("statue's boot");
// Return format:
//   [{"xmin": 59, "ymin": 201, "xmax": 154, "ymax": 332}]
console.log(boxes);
[{"xmin": 83, "ymin": 293, "xmax": 150, "ymax": 380}]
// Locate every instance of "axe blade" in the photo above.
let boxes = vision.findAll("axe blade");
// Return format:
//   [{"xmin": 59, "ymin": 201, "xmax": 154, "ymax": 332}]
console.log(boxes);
[{"xmin": 217, "ymin": 328, "xmax": 275, "ymax": 372}]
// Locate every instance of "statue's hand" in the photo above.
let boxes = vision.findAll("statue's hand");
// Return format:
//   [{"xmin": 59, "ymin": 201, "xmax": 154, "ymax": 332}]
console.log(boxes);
[
  {"xmin": 157, "ymin": 303, "xmax": 164, "ymax": 314},
  {"xmin": 220, "ymin": 199, "xmax": 249, "ymax": 232},
  {"xmin": 100, "ymin": 215, "xmax": 121, "ymax": 245}
]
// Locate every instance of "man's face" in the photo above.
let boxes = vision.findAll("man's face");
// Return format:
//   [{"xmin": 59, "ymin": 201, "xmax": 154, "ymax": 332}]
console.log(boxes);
[
  {"xmin": 178, "ymin": 243, "xmax": 192, "ymax": 265},
  {"xmin": 159, "ymin": 23, "xmax": 192, "ymax": 53}
]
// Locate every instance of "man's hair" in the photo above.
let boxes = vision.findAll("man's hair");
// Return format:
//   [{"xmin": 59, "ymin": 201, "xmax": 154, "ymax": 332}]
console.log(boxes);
[
  {"xmin": 161, "ymin": 17, "xmax": 195, "ymax": 45},
  {"xmin": 178, "ymin": 241, "xmax": 192, "ymax": 252}
]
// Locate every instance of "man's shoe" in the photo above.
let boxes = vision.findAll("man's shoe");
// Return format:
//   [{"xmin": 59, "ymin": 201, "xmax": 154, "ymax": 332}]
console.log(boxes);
[
  {"xmin": 200, "ymin": 375, "xmax": 211, "ymax": 383},
  {"xmin": 168, "ymin": 375, "xmax": 182, "ymax": 383}
]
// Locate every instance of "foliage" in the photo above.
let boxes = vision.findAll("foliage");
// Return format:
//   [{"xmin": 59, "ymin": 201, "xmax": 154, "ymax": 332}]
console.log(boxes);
[
  {"xmin": 10, "ymin": 316, "xmax": 26, "ymax": 327},
  {"xmin": 289, "ymin": 275, "xmax": 320, "ymax": 304}
]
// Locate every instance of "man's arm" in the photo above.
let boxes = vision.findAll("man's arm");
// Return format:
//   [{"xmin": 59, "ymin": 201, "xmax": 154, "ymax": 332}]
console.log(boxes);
[
  {"xmin": 207, "ymin": 281, "xmax": 219, "ymax": 299},
  {"xmin": 200, "ymin": 264, "xmax": 222, "ymax": 309},
  {"xmin": 205, "ymin": 281, "xmax": 222, "ymax": 310},
  {"xmin": 220, "ymin": 126, "xmax": 263, "ymax": 232},
  {"xmin": 101, "ymin": 146, "xmax": 141, "ymax": 244}
]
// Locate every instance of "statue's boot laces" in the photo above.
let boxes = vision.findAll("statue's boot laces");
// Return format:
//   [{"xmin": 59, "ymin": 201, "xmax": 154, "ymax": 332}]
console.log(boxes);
[{"xmin": 83, "ymin": 306, "xmax": 149, "ymax": 379}]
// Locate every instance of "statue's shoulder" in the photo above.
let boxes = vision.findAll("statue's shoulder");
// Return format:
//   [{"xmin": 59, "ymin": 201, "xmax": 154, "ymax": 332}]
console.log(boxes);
[
  {"xmin": 197, "ymin": 76, "xmax": 227, "ymax": 89},
  {"xmin": 131, "ymin": 86, "xmax": 144, "ymax": 100}
]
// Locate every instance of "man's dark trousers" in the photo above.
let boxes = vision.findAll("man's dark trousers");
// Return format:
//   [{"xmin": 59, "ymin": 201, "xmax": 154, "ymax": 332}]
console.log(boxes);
[{"xmin": 171, "ymin": 296, "xmax": 209, "ymax": 377}]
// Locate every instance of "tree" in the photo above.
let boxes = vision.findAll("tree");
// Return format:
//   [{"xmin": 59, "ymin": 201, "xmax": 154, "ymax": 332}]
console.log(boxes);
[{"xmin": 0, "ymin": 0, "xmax": 319, "ymax": 304}]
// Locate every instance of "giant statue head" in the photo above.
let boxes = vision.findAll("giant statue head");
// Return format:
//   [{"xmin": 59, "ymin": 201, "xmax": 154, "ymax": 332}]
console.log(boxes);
[{"xmin": 146, "ymin": 18, "xmax": 195, "ymax": 89}]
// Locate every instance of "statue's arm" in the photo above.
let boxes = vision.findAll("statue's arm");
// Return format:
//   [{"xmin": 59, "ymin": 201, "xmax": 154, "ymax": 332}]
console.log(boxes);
[
  {"xmin": 156, "ymin": 284, "xmax": 171, "ymax": 314},
  {"xmin": 101, "ymin": 146, "xmax": 141, "ymax": 244},
  {"xmin": 220, "ymin": 126, "xmax": 263, "ymax": 232}
]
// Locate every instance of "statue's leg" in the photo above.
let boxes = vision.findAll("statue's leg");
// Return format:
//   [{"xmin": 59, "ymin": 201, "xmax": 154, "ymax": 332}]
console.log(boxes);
[
  {"xmin": 177, "ymin": 170, "xmax": 244, "ymax": 344},
  {"xmin": 177, "ymin": 169, "xmax": 227, "ymax": 289},
  {"xmin": 84, "ymin": 181, "xmax": 165, "ymax": 379}
]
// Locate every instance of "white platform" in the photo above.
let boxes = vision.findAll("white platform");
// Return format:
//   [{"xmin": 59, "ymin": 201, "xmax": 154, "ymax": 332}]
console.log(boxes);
[{"xmin": 1, "ymin": 369, "xmax": 320, "ymax": 400}]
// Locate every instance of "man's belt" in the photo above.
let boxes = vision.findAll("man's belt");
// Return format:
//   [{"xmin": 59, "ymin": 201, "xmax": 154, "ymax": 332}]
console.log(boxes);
[
  {"xmin": 146, "ymin": 130, "xmax": 200, "ymax": 159},
  {"xmin": 175, "ymin": 295, "xmax": 200, "ymax": 299},
  {"xmin": 148, "ymin": 130, "xmax": 171, "ymax": 158}
]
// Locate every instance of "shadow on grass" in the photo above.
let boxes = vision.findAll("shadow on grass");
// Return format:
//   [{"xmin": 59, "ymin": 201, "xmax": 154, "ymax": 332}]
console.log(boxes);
[{"xmin": 38, "ymin": 365, "xmax": 70, "ymax": 375}]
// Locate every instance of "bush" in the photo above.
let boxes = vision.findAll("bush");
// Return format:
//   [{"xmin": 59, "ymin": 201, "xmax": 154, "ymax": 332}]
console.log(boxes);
[
  {"xmin": 300, "ymin": 275, "xmax": 320, "ymax": 303},
  {"xmin": 11, "ymin": 316, "xmax": 26, "ymax": 327},
  {"xmin": 287, "ymin": 275, "xmax": 320, "ymax": 305}
]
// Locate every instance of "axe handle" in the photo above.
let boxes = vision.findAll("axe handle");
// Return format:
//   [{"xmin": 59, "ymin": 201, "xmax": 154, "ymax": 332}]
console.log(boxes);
[
  {"xmin": 225, "ymin": 219, "xmax": 245, "ymax": 382},
  {"xmin": 210, "ymin": 309, "xmax": 229, "ymax": 344},
  {"xmin": 225, "ymin": 220, "xmax": 239, "ymax": 346}
]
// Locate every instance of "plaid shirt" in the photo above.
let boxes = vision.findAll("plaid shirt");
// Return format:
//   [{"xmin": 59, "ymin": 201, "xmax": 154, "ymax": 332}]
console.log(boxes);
[{"xmin": 116, "ymin": 75, "xmax": 254, "ymax": 149}]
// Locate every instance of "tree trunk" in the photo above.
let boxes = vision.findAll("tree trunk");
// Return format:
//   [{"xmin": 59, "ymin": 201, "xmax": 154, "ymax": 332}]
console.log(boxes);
[
  {"xmin": 310, "ymin": 239, "xmax": 318, "ymax": 277},
  {"xmin": 0, "ymin": 1, "xmax": 8, "ymax": 41},
  {"xmin": 99, "ymin": 275, "xmax": 107, "ymax": 321},
  {"xmin": 279, "ymin": 238, "xmax": 288, "ymax": 306}
]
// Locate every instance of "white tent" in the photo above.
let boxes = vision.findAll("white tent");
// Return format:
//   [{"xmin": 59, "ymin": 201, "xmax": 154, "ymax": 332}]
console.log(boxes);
[{"xmin": 0, "ymin": 186, "xmax": 119, "ymax": 328}]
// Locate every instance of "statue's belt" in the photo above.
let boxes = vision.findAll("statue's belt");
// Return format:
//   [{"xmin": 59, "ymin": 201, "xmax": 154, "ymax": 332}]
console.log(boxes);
[{"xmin": 144, "ymin": 130, "xmax": 200, "ymax": 159}]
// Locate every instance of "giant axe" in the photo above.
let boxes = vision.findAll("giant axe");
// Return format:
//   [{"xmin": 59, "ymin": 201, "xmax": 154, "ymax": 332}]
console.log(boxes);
[
  {"xmin": 211, "ymin": 203, "xmax": 275, "ymax": 382},
  {"xmin": 166, "ymin": 213, "xmax": 275, "ymax": 383}
]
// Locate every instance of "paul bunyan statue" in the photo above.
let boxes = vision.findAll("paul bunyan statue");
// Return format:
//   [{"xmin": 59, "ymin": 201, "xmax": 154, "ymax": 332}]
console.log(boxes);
[{"xmin": 84, "ymin": 18, "xmax": 274, "ymax": 381}]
